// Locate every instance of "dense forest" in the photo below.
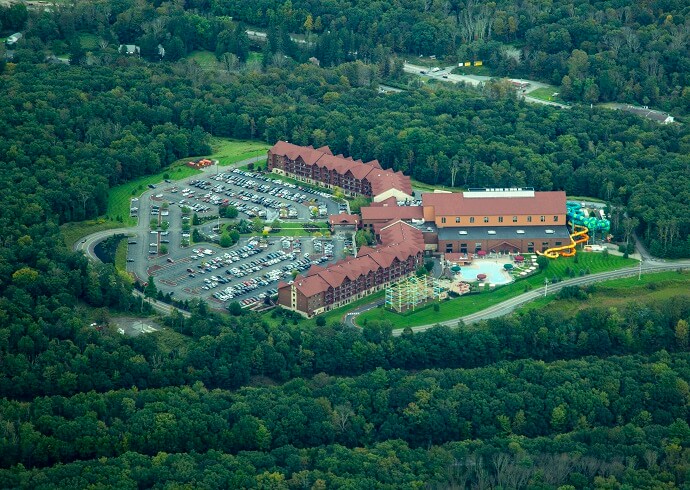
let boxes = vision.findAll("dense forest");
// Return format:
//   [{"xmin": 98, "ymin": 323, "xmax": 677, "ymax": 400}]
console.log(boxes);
[
  {"xmin": 1, "ymin": 0, "xmax": 690, "ymax": 486},
  {"xmin": 1, "ymin": 290, "xmax": 690, "ymax": 486}
]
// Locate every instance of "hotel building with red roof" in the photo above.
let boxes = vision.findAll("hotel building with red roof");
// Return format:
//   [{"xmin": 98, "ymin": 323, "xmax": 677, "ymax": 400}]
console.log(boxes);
[
  {"xmin": 267, "ymin": 141, "xmax": 413, "ymax": 202},
  {"xmin": 278, "ymin": 220, "xmax": 424, "ymax": 317}
]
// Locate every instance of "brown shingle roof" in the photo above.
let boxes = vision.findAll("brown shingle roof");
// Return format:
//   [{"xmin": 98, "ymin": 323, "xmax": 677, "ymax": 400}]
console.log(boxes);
[{"xmin": 422, "ymin": 191, "xmax": 566, "ymax": 217}]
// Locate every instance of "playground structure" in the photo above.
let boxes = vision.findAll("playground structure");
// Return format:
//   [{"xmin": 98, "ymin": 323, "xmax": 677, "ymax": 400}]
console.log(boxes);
[
  {"xmin": 538, "ymin": 202, "xmax": 610, "ymax": 259},
  {"xmin": 385, "ymin": 275, "xmax": 444, "ymax": 313}
]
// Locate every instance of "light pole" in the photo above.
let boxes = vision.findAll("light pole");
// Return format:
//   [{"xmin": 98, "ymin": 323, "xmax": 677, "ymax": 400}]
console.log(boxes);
[
  {"xmin": 544, "ymin": 278, "xmax": 548, "ymax": 297},
  {"xmin": 638, "ymin": 259, "xmax": 642, "ymax": 281}
]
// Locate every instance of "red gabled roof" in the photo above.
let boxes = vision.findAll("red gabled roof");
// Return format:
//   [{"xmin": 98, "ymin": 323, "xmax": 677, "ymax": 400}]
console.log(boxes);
[
  {"xmin": 329, "ymin": 213, "xmax": 359, "ymax": 226},
  {"xmin": 288, "ymin": 220, "xmax": 424, "ymax": 300},
  {"xmin": 293, "ymin": 274, "xmax": 331, "ymax": 297},
  {"xmin": 268, "ymin": 141, "xmax": 412, "ymax": 198},
  {"xmin": 370, "ymin": 196, "xmax": 398, "ymax": 207}
]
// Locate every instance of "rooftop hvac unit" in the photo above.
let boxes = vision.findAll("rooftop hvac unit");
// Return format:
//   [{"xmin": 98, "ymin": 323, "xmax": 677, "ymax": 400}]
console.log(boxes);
[
  {"xmin": 487, "ymin": 230, "xmax": 496, "ymax": 235},
  {"xmin": 516, "ymin": 230, "xmax": 525, "ymax": 234},
  {"xmin": 545, "ymin": 229, "xmax": 555, "ymax": 234},
  {"xmin": 458, "ymin": 230, "xmax": 468, "ymax": 235}
]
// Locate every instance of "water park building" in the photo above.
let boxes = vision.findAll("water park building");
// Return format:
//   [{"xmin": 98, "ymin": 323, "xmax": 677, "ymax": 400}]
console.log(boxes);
[
  {"xmin": 422, "ymin": 189, "xmax": 570, "ymax": 255},
  {"xmin": 267, "ymin": 142, "xmax": 413, "ymax": 201}
]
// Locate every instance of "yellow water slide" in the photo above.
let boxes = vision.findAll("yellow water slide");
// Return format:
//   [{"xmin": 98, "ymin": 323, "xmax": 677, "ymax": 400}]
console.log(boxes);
[{"xmin": 537, "ymin": 224, "xmax": 589, "ymax": 259}]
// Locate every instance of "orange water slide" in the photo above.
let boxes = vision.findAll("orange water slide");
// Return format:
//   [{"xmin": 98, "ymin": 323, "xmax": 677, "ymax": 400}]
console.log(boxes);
[{"xmin": 537, "ymin": 224, "xmax": 589, "ymax": 259}]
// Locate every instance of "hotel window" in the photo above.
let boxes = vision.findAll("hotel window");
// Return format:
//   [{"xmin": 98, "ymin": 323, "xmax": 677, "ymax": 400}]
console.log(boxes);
[
  {"xmin": 553, "ymin": 216, "xmax": 559, "ymax": 222},
  {"xmin": 483, "ymin": 217, "xmax": 489, "ymax": 223},
  {"xmin": 555, "ymin": 242, "xmax": 562, "ymax": 246},
  {"xmin": 498, "ymin": 216, "xmax": 503, "ymax": 223},
  {"xmin": 527, "ymin": 216, "xmax": 532, "ymax": 222},
  {"xmin": 527, "ymin": 242, "xmax": 534, "ymax": 247},
  {"xmin": 512, "ymin": 216, "xmax": 518, "ymax": 223},
  {"xmin": 540, "ymin": 215, "xmax": 545, "ymax": 222},
  {"xmin": 469, "ymin": 217, "xmax": 475, "ymax": 223},
  {"xmin": 441, "ymin": 217, "xmax": 446, "ymax": 224},
  {"xmin": 455, "ymin": 217, "xmax": 460, "ymax": 223}
]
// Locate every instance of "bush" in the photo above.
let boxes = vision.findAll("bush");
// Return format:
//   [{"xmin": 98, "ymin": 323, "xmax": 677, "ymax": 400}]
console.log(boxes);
[
  {"xmin": 433, "ymin": 303, "xmax": 440, "ymax": 312},
  {"xmin": 316, "ymin": 316, "xmax": 326, "ymax": 326}
]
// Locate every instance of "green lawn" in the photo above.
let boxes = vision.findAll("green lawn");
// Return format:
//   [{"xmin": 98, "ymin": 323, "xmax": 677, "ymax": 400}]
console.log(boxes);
[
  {"xmin": 356, "ymin": 252, "xmax": 638, "ymax": 328},
  {"xmin": 187, "ymin": 50, "xmax": 220, "ymax": 69},
  {"xmin": 516, "ymin": 270, "xmax": 690, "ymax": 315},
  {"xmin": 527, "ymin": 86, "xmax": 565, "ymax": 104},
  {"xmin": 107, "ymin": 165, "xmax": 201, "ymax": 226},
  {"xmin": 60, "ymin": 219, "xmax": 127, "ymax": 250},
  {"xmin": 268, "ymin": 223, "xmax": 329, "ymax": 237},
  {"xmin": 247, "ymin": 52, "xmax": 263, "ymax": 64},
  {"xmin": 450, "ymin": 64, "xmax": 493, "ymax": 76},
  {"xmin": 79, "ymin": 32, "xmax": 99, "ymax": 50},
  {"xmin": 206, "ymin": 137, "xmax": 270, "ymax": 167},
  {"xmin": 114, "ymin": 237, "xmax": 128, "ymax": 272},
  {"xmin": 411, "ymin": 178, "xmax": 450, "ymax": 193}
]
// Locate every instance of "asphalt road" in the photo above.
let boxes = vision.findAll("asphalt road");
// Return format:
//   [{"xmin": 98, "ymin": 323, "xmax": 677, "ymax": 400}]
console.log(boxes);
[{"xmin": 402, "ymin": 62, "xmax": 570, "ymax": 108}]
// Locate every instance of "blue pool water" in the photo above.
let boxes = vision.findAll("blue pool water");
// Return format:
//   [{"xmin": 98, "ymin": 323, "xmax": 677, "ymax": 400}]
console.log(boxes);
[{"xmin": 457, "ymin": 261, "xmax": 513, "ymax": 285}]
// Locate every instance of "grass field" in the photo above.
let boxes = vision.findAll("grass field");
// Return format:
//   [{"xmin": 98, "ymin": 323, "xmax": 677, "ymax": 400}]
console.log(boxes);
[
  {"xmin": 411, "ymin": 178, "xmax": 449, "ymax": 193},
  {"xmin": 114, "ymin": 237, "xmax": 128, "ymax": 272},
  {"xmin": 107, "ymin": 165, "xmax": 201, "ymax": 226},
  {"xmin": 515, "ymin": 270, "xmax": 690, "ymax": 315},
  {"xmin": 528, "ymin": 87, "xmax": 565, "ymax": 103},
  {"xmin": 450, "ymin": 65, "xmax": 493, "ymax": 76},
  {"xmin": 269, "ymin": 222, "xmax": 329, "ymax": 237},
  {"xmin": 356, "ymin": 252, "xmax": 638, "ymax": 328},
  {"xmin": 60, "ymin": 220, "xmax": 126, "ymax": 249},
  {"xmin": 208, "ymin": 137, "xmax": 270, "ymax": 167},
  {"xmin": 187, "ymin": 50, "xmax": 220, "ymax": 69},
  {"xmin": 79, "ymin": 32, "xmax": 99, "ymax": 50}
]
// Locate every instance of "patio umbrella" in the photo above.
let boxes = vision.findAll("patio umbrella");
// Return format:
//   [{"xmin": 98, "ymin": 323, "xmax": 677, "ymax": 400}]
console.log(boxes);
[
  {"xmin": 514, "ymin": 255, "xmax": 524, "ymax": 262},
  {"xmin": 503, "ymin": 263, "xmax": 514, "ymax": 270},
  {"xmin": 477, "ymin": 250, "xmax": 487, "ymax": 256},
  {"xmin": 450, "ymin": 265, "xmax": 461, "ymax": 273},
  {"xmin": 477, "ymin": 273, "xmax": 487, "ymax": 281}
]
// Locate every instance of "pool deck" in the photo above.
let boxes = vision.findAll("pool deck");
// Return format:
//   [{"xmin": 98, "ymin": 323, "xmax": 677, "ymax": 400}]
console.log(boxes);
[{"xmin": 452, "ymin": 258, "xmax": 515, "ymax": 285}]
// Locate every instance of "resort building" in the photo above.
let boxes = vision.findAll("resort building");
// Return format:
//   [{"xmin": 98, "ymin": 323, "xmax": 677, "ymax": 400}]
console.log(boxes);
[
  {"xmin": 278, "ymin": 221, "xmax": 424, "ymax": 316},
  {"xmin": 267, "ymin": 141, "xmax": 413, "ymax": 201},
  {"xmin": 422, "ymin": 189, "xmax": 569, "ymax": 254}
]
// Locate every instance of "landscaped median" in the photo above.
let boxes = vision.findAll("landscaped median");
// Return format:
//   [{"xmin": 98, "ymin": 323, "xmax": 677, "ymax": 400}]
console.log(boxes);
[{"xmin": 353, "ymin": 253, "xmax": 638, "ymax": 329}]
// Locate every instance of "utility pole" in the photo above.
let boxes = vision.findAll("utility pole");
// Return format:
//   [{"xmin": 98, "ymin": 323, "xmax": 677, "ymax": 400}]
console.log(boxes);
[
  {"xmin": 544, "ymin": 278, "xmax": 548, "ymax": 297},
  {"xmin": 638, "ymin": 259, "xmax": 642, "ymax": 281}
]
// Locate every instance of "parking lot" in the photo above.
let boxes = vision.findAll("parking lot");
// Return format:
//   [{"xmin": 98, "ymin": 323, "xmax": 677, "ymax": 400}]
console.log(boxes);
[
  {"xmin": 164, "ymin": 168, "xmax": 340, "ymax": 223},
  {"xmin": 139, "ymin": 236, "xmax": 344, "ymax": 311},
  {"xmin": 124, "ymin": 166, "xmax": 348, "ymax": 312}
]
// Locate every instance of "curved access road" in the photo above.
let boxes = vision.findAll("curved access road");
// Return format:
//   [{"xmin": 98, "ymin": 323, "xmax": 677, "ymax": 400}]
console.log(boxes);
[
  {"xmin": 75, "ymin": 227, "xmax": 133, "ymax": 260},
  {"xmin": 75, "ymin": 228, "xmax": 192, "ymax": 318}
]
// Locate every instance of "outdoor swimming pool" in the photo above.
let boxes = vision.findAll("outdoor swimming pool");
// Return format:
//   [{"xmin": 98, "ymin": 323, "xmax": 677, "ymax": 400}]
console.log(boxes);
[{"xmin": 457, "ymin": 261, "xmax": 513, "ymax": 285}]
